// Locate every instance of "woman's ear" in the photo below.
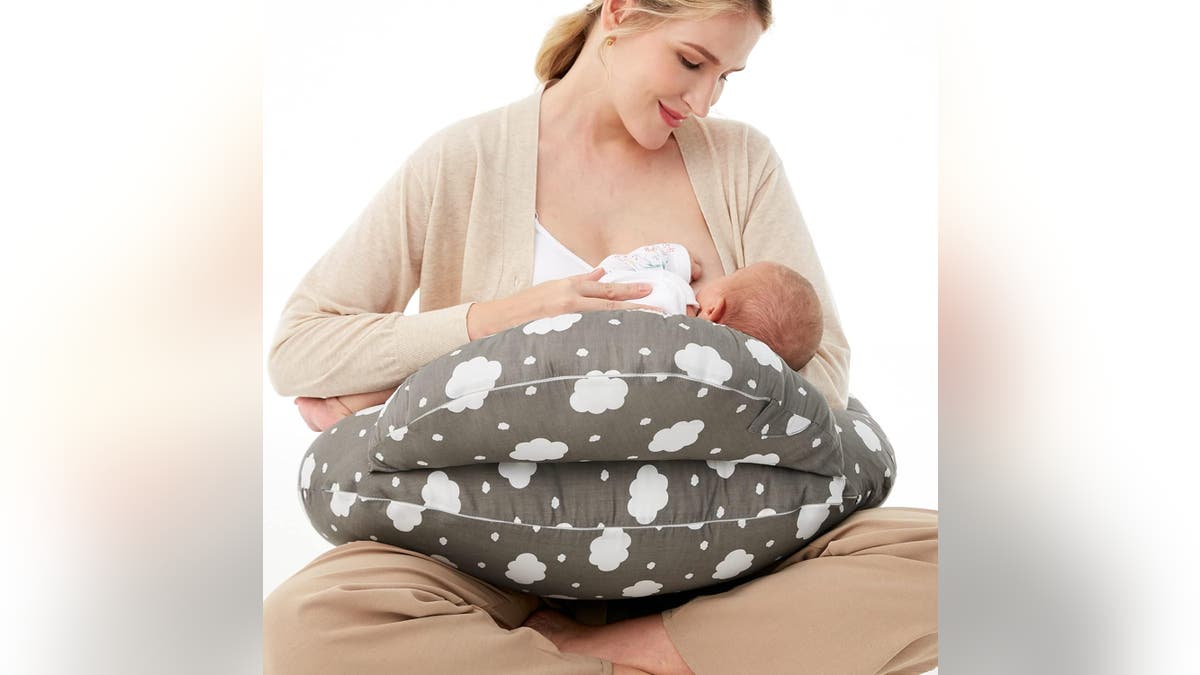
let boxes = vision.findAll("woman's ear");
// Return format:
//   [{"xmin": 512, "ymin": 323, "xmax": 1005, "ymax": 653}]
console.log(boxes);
[{"xmin": 604, "ymin": 0, "xmax": 632, "ymax": 29}]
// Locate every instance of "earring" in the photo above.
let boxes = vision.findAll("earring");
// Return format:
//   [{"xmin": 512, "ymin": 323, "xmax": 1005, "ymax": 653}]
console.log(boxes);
[{"xmin": 605, "ymin": 36, "xmax": 615, "ymax": 46}]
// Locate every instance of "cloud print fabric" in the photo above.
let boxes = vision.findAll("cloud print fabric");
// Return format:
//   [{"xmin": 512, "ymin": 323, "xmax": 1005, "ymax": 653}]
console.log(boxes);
[
  {"xmin": 298, "ymin": 310, "xmax": 896, "ymax": 599},
  {"xmin": 368, "ymin": 310, "xmax": 841, "ymax": 476}
]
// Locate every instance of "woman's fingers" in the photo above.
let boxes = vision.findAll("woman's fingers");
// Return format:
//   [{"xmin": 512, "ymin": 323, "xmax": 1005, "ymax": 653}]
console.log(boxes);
[
  {"xmin": 579, "ymin": 297, "xmax": 665, "ymax": 314},
  {"xmin": 568, "ymin": 269, "xmax": 650, "ymax": 299},
  {"xmin": 629, "ymin": 303, "xmax": 667, "ymax": 314},
  {"xmin": 578, "ymin": 279, "xmax": 651, "ymax": 300},
  {"xmin": 560, "ymin": 268, "xmax": 661, "ymax": 312},
  {"xmin": 569, "ymin": 267, "xmax": 606, "ymax": 281}
]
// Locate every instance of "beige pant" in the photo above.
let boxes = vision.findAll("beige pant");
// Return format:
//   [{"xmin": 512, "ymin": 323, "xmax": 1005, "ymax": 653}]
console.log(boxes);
[{"xmin": 264, "ymin": 507, "xmax": 937, "ymax": 674}]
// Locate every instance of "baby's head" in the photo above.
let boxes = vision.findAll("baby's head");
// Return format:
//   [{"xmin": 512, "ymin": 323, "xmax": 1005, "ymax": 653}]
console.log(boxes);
[{"xmin": 695, "ymin": 262, "xmax": 824, "ymax": 371}]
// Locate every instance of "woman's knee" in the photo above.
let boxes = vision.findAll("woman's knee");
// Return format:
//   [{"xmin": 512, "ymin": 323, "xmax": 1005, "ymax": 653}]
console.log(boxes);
[
  {"xmin": 827, "ymin": 507, "xmax": 938, "ymax": 561},
  {"xmin": 262, "ymin": 546, "xmax": 518, "ymax": 650},
  {"xmin": 264, "ymin": 564, "xmax": 439, "ymax": 639},
  {"xmin": 263, "ymin": 570, "xmax": 450, "ymax": 674},
  {"xmin": 263, "ymin": 575, "xmax": 325, "ymax": 671}
]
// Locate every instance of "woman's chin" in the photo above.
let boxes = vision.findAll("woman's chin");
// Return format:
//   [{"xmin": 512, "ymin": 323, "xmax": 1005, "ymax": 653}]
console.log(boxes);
[{"xmin": 631, "ymin": 127, "xmax": 673, "ymax": 151}]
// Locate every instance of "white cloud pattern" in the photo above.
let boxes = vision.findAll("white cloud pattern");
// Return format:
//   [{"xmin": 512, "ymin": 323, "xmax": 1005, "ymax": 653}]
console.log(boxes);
[
  {"xmin": 706, "ymin": 453, "xmax": 780, "ymax": 478},
  {"xmin": 853, "ymin": 419, "xmax": 883, "ymax": 452},
  {"xmin": 421, "ymin": 472, "xmax": 462, "ymax": 513},
  {"xmin": 523, "ymin": 313, "xmax": 583, "ymax": 335},
  {"xmin": 505, "ymin": 553, "xmax": 547, "ymax": 585},
  {"xmin": 300, "ymin": 454, "xmax": 316, "ymax": 490},
  {"xmin": 795, "ymin": 504, "xmax": 832, "ymax": 539},
  {"xmin": 648, "ymin": 420, "xmax": 704, "ymax": 453},
  {"xmin": 498, "ymin": 462, "xmax": 538, "ymax": 489},
  {"xmin": 329, "ymin": 483, "xmax": 357, "ymax": 517},
  {"xmin": 706, "ymin": 460, "xmax": 737, "ymax": 478},
  {"xmin": 588, "ymin": 527, "xmax": 632, "ymax": 571},
  {"xmin": 713, "ymin": 549, "xmax": 755, "ymax": 580},
  {"xmin": 673, "ymin": 344, "xmax": 733, "ymax": 385},
  {"xmin": 739, "ymin": 453, "xmax": 781, "ymax": 466},
  {"xmin": 444, "ymin": 357, "xmax": 502, "ymax": 412},
  {"xmin": 570, "ymin": 370, "xmax": 629, "ymax": 414},
  {"xmin": 511, "ymin": 438, "xmax": 569, "ymax": 461},
  {"xmin": 786, "ymin": 414, "xmax": 812, "ymax": 435},
  {"xmin": 826, "ymin": 476, "xmax": 846, "ymax": 504},
  {"xmin": 622, "ymin": 580, "xmax": 664, "ymax": 597},
  {"xmin": 744, "ymin": 339, "xmax": 783, "ymax": 372},
  {"xmin": 627, "ymin": 465, "xmax": 670, "ymax": 524},
  {"xmin": 386, "ymin": 501, "xmax": 424, "ymax": 532}
]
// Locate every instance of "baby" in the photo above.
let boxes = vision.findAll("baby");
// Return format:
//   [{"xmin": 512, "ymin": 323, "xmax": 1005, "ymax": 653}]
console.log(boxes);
[
  {"xmin": 295, "ymin": 244, "xmax": 822, "ymax": 431},
  {"xmin": 692, "ymin": 258, "xmax": 824, "ymax": 371},
  {"xmin": 595, "ymin": 242, "xmax": 823, "ymax": 371}
]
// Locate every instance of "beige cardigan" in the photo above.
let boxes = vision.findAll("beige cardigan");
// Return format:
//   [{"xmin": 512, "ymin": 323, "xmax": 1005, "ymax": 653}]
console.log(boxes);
[{"xmin": 269, "ymin": 81, "xmax": 851, "ymax": 410}]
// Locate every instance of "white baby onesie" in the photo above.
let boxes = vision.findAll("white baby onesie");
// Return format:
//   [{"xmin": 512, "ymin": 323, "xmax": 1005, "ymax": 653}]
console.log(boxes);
[{"xmin": 598, "ymin": 243, "xmax": 698, "ymax": 316}]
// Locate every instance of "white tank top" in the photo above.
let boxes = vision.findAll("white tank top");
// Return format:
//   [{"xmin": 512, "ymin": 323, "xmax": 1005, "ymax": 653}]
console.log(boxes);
[
  {"xmin": 532, "ymin": 212, "xmax": 593, "ymax": 285},
  {"xmin": 531, "ymin": 213, "xmax": 698, "ymax": 315}
]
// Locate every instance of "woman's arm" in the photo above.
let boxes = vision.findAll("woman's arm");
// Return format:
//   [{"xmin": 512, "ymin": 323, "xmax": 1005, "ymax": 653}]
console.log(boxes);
[
  {"xmin": 268, "ymin": 151, "xmax": 474, "ymax": 398},
  {"xmin": 742, "ymin": 141, "xmax": 851, "ymax": 411}
]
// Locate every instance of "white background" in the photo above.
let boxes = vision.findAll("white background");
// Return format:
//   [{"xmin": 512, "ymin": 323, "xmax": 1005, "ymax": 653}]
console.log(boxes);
[
  {"xmin": 264, "ymin": 0, "xmax": 936, "ymax": 597},
  {"xmin": 4, "ymin": 1, "xmax": 1198, "ymax": 672}
]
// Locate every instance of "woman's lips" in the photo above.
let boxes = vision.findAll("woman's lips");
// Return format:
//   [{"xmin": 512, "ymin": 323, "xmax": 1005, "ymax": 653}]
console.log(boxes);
[{"xmin": 659, "ymin": 102, "xmax": 683, "ymax": 128}]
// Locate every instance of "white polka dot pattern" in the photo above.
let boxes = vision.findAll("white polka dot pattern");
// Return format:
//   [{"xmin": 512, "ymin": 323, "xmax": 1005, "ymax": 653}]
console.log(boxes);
[{"xmin": 296, "ymin": 310, "xmax": 895, "ymax": 599}]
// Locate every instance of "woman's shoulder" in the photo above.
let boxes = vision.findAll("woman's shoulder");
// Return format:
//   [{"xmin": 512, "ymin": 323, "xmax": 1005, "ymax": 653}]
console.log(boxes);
[
  {"xmin": 407, "ymin": 96, "xmax": 532, "ymax": 170},
  {"xmin": 685, "ymin": 116, "xmax": 777, "ymax": 156},
  {"xmin": 679, "ymin": 116, "xmax": 785, "ymax": 191}
]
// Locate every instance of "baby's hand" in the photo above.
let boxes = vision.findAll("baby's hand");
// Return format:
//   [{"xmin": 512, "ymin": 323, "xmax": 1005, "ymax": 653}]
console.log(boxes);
[{"xmin": 690, "ymin": 258, "xmax": 702, "ymax": 282}]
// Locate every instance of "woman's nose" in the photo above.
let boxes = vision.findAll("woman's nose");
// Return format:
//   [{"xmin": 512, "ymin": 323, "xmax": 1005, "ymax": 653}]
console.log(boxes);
[
  {"xmin": 683, "ymin": 76, "xmax": 722, "ymax": 119},
  {"xmin": 683, "ymin": 92, "xmax": 710, "ymax": 119}
]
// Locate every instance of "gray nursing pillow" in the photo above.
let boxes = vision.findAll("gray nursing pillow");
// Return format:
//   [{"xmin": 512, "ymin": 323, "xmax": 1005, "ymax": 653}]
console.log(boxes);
[
  {"xmin": 368, "ymin": 310, "xmax": 842, "ymax": 476},
  {"xmin": 298, "ymin": 310, "xmax": 896, "ymax": 599}
]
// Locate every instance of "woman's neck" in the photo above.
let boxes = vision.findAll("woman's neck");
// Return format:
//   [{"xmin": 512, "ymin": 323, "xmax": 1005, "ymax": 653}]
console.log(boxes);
[{"xmin": 539, "ymin": 72, "xmax": 645, "ymax": 162}]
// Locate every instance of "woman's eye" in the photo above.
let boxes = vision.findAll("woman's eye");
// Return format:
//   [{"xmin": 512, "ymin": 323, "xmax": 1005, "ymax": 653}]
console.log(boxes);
[{"xmin": 679, "ymin": 54, "xmax": 730, "ymax": 82}]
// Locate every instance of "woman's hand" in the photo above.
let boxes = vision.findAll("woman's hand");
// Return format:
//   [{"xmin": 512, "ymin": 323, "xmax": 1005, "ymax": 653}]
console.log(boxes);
[
  {"xmin": 467, "ymin": 268, "xmax": 663, "ymax": 339},
  {"xmin": 293, "ymin": 396, "xmax": 353, "ymax": 432}
]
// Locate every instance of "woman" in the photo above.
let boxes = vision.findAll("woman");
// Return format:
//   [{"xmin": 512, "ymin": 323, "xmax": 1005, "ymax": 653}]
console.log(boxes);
[{"xmin": 264, "ymin": 2, "xmax": 937, "ymax": 673}]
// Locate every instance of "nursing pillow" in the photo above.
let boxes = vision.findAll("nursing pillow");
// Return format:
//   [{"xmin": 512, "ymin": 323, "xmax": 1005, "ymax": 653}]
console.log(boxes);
[
  {"xmin": 367, "ymin": 310, "xmax": 840, "ymax": 475},
  {"xmin": 298, "ymin": 310, "xmax": 896, "ymax": 599}
]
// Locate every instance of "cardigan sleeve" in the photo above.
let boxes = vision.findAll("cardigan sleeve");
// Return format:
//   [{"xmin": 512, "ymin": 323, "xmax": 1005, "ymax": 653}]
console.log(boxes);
[
  {"xmin": 741, "ymin": 142, "xmax": 851, "ymax": 411},
  {"xmin": 267, "ymin": 151, "xmax": 474, "ymax": 398}
]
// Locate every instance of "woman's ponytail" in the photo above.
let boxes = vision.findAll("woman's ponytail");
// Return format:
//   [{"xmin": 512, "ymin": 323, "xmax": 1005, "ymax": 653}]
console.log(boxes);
[
  {"xmin": 532, "ymin": 1, "xmax": 772, "ymax": 82},
  {"xmin": 534, "ymin": 2, "xmax": 603, "ymax": 82}
]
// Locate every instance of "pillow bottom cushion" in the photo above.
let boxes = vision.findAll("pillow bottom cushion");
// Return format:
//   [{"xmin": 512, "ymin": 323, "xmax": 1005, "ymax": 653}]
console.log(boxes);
[{"xmin": 296, "ymin": 397, "xmax": 894, "ymax": 599}]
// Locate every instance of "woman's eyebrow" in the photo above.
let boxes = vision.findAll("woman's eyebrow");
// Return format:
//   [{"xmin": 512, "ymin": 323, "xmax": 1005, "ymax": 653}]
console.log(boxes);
[{"xmin": 681, "ymin": 41, "xmax": 747, "ymax": 72}]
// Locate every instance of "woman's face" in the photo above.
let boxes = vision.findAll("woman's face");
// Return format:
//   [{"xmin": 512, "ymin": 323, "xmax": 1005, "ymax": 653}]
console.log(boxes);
[{"xmin": 602, "ymin": 8, "xmax": 763, "ymax": 149}]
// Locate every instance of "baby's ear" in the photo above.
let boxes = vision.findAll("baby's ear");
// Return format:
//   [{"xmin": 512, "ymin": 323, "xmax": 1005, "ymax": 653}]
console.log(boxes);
[{"xmin": 704, "ymin": 296, "xmax": 726, "ymax": 323}]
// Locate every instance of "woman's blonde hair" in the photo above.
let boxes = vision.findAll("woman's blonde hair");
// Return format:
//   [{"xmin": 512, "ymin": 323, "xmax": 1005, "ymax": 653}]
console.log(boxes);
[{"xmin": 534, "ymin": 0, "xmax": 772, "ymax": 82}]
